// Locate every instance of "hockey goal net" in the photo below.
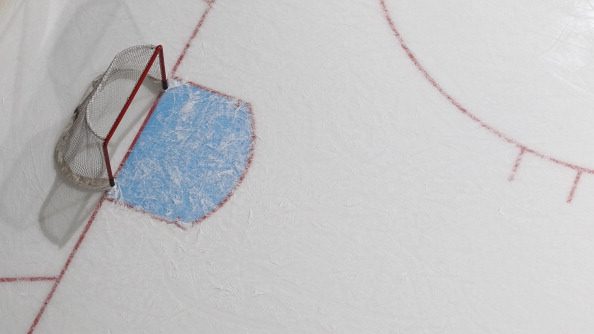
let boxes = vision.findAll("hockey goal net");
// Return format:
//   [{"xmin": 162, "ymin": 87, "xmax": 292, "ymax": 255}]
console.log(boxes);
[{"xmin": 55, "ymin": 44, "xmax": 167, "ymax": 190}]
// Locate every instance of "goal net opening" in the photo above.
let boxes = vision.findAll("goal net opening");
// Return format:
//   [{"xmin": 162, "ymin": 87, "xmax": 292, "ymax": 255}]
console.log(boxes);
[{"xmin": 55, "ymin": 44, "xmax": 168, "ymax": 190}]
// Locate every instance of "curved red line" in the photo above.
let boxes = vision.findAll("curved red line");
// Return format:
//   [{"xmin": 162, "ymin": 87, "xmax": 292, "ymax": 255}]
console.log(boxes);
[
  {"xmin": 111, "ymin": 78, "xmax": 256, "ymax": 228},
  {"xmin": 379, "ymin": 0, "xmax": 593, "ymax": 174}
]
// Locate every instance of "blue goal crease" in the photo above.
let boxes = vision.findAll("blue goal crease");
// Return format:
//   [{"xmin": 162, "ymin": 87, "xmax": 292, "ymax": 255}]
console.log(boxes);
[{"xmin": 109, "ymin": 83, "xmax": 254, "ymax": 224}]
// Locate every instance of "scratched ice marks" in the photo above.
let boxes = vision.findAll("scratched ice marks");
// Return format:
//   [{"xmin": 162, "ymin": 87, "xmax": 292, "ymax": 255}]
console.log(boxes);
[{"xmin": 110, "ymin": 82, "xmax": 254, "ymax": 224}]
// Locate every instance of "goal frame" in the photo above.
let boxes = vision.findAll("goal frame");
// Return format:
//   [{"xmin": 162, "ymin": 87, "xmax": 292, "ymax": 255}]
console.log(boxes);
[{"xmin": 101, "ymin": 45, "xmax": 168, "ymax": 187}]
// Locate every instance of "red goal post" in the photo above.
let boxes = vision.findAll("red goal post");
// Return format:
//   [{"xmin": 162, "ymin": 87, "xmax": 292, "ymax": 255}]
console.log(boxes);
[
  {"xmin": 55, "ymin": 44, "xmax": 168, "ymax": 190},
  {"xmin": 102, "ymin": 45, "xmax": 167, "ymax": 187}
]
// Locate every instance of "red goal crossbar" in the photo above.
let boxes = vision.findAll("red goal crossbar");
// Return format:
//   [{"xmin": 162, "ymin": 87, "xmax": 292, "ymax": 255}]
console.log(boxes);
[{"xmin": 102, "ymin": 45, "xmax": 168, "ymax": 187}]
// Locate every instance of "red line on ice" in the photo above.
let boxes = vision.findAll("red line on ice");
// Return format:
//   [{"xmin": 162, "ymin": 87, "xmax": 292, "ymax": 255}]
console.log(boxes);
[
  {"xmin": 27, "ymin": 199, "xmax": 104, "ymax": 334},
  {"xmin": 109, "ymin": 78, "xmax": 256, "ymax": 228},
  {"xmin": 379, "ymin": 0, "xmax": 594, "ymax": 187},
  {"xmin": 508, "ymin": 146, "xmax": 526, "ymax": 182},
  {"xmin": 179, "ymin": 82, "xmax": 256, "ymax": 227},
  {"xmin": 171, "ymin": 1, "xmax": 215, "ymax": 76},
  {"xmin": 567, "ymin": 171, "xmax": 583, "ymax": 203},
  {"xmin": 27, "ymin": 3, "xmax": 217, "ymax": 332},
  {"xmin": 105, "ymin": 197, "xmax": 186, "ymax": 230},
  {"xmin": 0, "ymin": 276, "xmax": 57, "ymax": 283}
]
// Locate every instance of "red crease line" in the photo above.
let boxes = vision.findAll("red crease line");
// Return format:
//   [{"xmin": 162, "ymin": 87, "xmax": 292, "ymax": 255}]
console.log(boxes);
[{"xmin": 108, "ymin": 79, "xmax": 256, "ymax": 228}]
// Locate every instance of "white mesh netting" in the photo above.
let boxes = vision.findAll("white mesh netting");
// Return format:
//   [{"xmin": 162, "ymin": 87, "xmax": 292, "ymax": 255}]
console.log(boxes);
[{"xmin": 55, "ymin": 44, "xmax": 165, "ymax": 190}]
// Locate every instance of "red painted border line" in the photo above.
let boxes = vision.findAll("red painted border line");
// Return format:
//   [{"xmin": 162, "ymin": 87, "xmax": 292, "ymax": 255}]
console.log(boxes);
[
  {"xmin": 110, "ymin": 79, "xmax": 256, "ymax": 228},
  {"xmin": 191, "ymin": 99, "xmax": 255, "ymax": 227},
  {"xmin": 27, "ymin": 199, "xmax": 104, "ymax": 334},
  {"xmin": 508, "ymin": 146, "xmax": 526, "ymax": 182},
  {"xmin": 173, "ymin": 77, "xmax": 245, "ymax": 102},
  {"xmin": 105, "ymin": 197, "xmax": 186, "ymax": 230},
  {"xmin": 27, "ymin": 5, "xmax": 219, "ymax": 332},
  {"xmin": 171, "ymin": 0, "xmax": 216, "ymax": 76},
  {"xmin": 379, "ymin": 0, "xmax": 594, "ymax": 180},
  {"xmin": 0, "ymin": 276, "xmax": 57, "ymax": 283},
  {"xmin": 26, "ymin": 87, "xmax": 164, "ymax": 334},
  {"xmin": 113, "ymin": 1, "xmax": 217, "ymax": 177},
  {"xmin": 567, "ymin": 171, "xmax": 583, "ymax": 203}
]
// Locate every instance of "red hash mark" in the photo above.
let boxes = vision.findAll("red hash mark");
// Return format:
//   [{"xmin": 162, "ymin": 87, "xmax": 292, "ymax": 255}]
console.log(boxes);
[
  {"xmin": 0, "ymin": 276, "xmax": 57, "ymax": 283},
  {"xmin": 380, "ymin": 0, "xmax": 590, "ymax": 202},
  {"xmin": 567, "ymin": 171, "xmax": 583, "ymax": 203},
  {"xmin": 508, "ymin": 146, "xmax": 526, "ymax": 182}
]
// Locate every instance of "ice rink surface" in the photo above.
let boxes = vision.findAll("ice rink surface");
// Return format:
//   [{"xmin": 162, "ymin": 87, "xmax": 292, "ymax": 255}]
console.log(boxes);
[{"xmin": 3, "ymin": 0, "xmax": 594, "ymax": 332}]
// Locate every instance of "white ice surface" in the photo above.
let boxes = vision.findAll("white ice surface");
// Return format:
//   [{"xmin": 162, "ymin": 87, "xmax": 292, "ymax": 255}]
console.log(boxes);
[
  {"xmin": 0, "ymin": 281, "xmax": 53, "ymax": 333},
  {"xmin": 0, "ymin": 0, "xmax": 208, "ymax": 270},
  {"xmin": 4, "ymin": 0, "xmax": 594, "ymax": 332}
]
